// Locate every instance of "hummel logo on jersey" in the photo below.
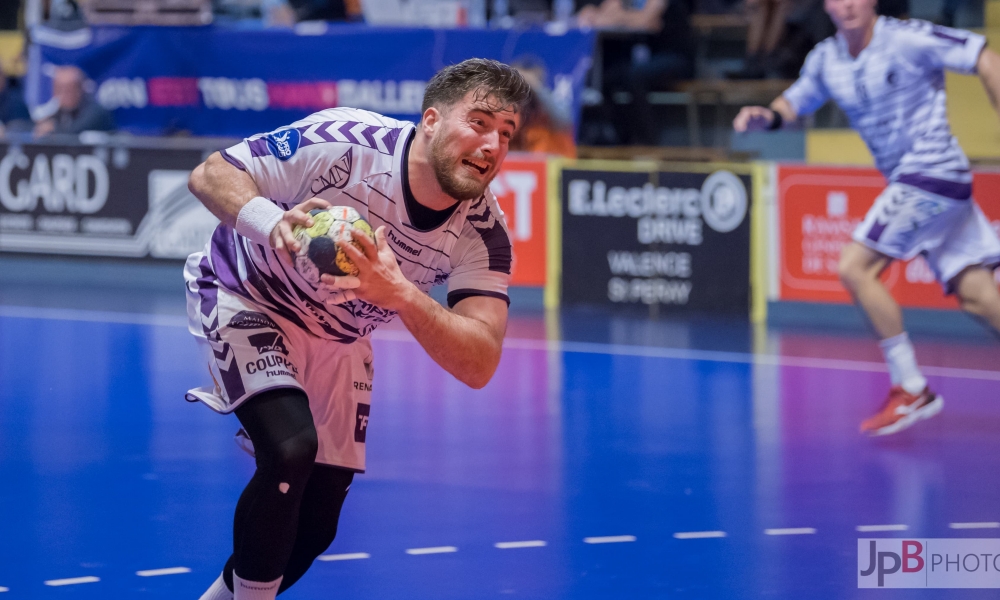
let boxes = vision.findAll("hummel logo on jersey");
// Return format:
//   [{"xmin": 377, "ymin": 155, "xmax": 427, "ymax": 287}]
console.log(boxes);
[
  {"xmin": 311, "ymin": 147, "xmax": 353, "ymax": 194},
  {"xmin": 355, "ymin": 403, "xmax": 370, "ymax": 443},
  {"xmin": 266, "ymin": 128, "xmax": 301, "ymax": 161},
  {"xmin": 247, "ymin": 332, "xmax": 289, "ymax": 356},
  {"xmin": 388, "ymin": 229, "xmax": 422, "ymax": 257},
  {"xmin": 228, "ymin": 311, "xmax": 280, "ymax": 330}
]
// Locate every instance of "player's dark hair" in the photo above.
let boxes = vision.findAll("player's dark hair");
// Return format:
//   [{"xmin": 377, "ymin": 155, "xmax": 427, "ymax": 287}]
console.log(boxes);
[{"xmin": 421, "ymin": 58, "xmax": 532, "ymax": 117}]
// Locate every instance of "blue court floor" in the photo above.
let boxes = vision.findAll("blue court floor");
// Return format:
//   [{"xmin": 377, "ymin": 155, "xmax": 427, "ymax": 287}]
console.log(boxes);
[{"xmin": 1, "ymin": 288, "xmax": 1000, "ymax": 599}]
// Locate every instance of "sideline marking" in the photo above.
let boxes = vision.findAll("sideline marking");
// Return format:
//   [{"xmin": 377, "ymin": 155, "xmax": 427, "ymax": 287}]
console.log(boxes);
[
  {"xmin": 765, "ymin": 528, "xmax": 816, "ymax": 536},
  {"xmin": 44, "ymin": 577, "xmax": 100, "ymax": 586},
  {"xmin": 136, "ymin": 567, "xmax": 191, "ymax": 577},
  {"xmin": 584, "ymin": 535, "xmax": 636, "ymax": 544},
  {"xmin": 5, "ymin": 305, "xmax": 999, "ymax": 382},
  {"xmin": 950, "ymin": 522, "xmax": 1000, "ymax": 529},
  {"xmin": 856, "ymin": 524, "xmax": 908, "ymax": 532},
  {"xmin": 0, "ymin": 305, "xmax": 187, "ymax": 328},
  {"xmin": 318, "ymin": 553, "xmax": 371, "ymax": 561},
  {"xmin": 406, "ymin": 547, "xmax": 458, "ymax": 555},
  {"xmin": 495, "ymin": 540, "xmax": 547, "ymax": 549},
  {"xmin": 673, "ymin": 531, "xmax": 727, "ymax": 539}
]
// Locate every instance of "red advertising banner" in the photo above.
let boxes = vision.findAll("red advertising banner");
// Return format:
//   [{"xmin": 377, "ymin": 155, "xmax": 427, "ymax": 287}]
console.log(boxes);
[
  {"xmin": 778, "ymin": 165, "xmax": 1000, "ymax": 309},
  {"xmin": 491, "ymin": 155, "xmax": 548, "ymax": 287}
]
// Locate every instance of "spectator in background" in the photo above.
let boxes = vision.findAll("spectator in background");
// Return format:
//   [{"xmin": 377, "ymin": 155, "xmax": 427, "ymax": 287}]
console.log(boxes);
[
  {"xmin": 511, "ymin": 57, "xmax": 577, "ymax": 157},
  {"xmin": 286, "ymin": 0, "xmax": 362, "ymax": 20},
  {"xmin": 727, "ymin": 0, "xmax": 793, "ymax": 78},
  {"xmin": 878, "ymin": 0, "xmax": 908, "ymax": 19},
  {"xmin": 34, "ymin": 66, "xmax": 115, "ymax": 137},
  {"xmin": 0, "ymin": 62, "xmax": 31, "ymax": 136},
  {"xmin": 578, "ymin": 0, "xmax": 695, "ymax": 145},
  {"xmin": 261, "ymin": 0, "xmax": 298, "ymax": 26}
]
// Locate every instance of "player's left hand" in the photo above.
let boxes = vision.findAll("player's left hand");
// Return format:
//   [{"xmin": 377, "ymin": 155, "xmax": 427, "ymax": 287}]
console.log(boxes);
[{"xmin": 320, "ymin": 226, "xmax": 415, "ymax": 312}]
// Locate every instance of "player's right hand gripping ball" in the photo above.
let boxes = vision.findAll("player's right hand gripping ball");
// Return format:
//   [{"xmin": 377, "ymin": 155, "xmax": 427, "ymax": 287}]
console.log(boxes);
[{"xmin": 291, "ymin": 206, "xmax": 374, "ymax": 285}]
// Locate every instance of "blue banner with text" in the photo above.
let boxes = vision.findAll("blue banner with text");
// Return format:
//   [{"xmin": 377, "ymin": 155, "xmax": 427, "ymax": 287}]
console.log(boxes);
[{"xmin": 29, "ymin": 24, "xmax": 595, "ymax": 138}]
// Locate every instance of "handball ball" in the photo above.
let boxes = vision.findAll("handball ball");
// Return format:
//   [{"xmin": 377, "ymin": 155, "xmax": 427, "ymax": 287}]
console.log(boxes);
[{"xmin": 292, "ymin": 206, "xmax": 374, "ymax": 284}]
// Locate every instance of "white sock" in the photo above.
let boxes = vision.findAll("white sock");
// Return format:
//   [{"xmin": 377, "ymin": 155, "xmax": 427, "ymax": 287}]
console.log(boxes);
[
  {"xmin": 233, "ymin": 573, "xmax": 282, "ymax": 600},
  {"xmin": 879, "ymin": 332, "xmax": 927, "ymax": 394},
  {"xmin": 198, "ymin": 574, "xmax": 233, "ymax": 600}
]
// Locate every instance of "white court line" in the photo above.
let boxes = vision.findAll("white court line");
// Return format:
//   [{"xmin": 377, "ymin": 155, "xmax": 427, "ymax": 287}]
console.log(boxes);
[
  {"xmin": 44, "ymin": 576, "xmax": 100, "ymax": 586},
  {"xmin": 856, "ymin": 524, "xmax": 908, "ymax": 532},
  {"xmin": 5, "ymin": 305, "xmax": 1000, "ymax": 382},
  {"xmin": 317, "ymin": 553, "xmax": 371, "ymax": 561},
  {"xmin": 950, "ymin": 522, "xmax": 1000, "ymax": 529},
  {"xmin": 765, "ymin": 528, "xmax": 817, "ymax": 536},
  {"xmin": 0, "ymin": 586, "xmax": 8, "ymax": 592},
  {"xmin": 584, "ymin": 535, "xmax": 637, "ymax": 544},
  {"xmin": 136, "ymin": 567, "xmax": 191, "ymax": 577},
  {"xmin": 495, "ymin": 540, "xmax": 547, "ymax": 549},
  {"xmin": 673, "ymin": 531, "xmax": 727, "ymax": 539},
  {"xmin": 406, "ymin": 546, "xmax": 458, "ymax": 555},
  {"xmin": 0, "ymin": 305, "xmax": 187, "ymax": 328},
  {"xmin": 500, "ymin": 338, "xmax": 1000, "ymax": 382}
]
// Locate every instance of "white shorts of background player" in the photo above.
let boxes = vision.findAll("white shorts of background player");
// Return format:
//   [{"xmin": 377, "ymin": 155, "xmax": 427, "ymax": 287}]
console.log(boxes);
[{"xmin": 853, "ymin": 182, "xmax": 1000, "ymax": 291}]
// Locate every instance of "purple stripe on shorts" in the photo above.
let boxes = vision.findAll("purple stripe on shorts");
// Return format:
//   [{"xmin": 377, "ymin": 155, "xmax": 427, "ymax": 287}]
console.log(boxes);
[
  {"xmin": 867, "ymin": 221, "xmax": 889, "ymax": 242},
  {"xmin": 215, "ymin": 342, "xmax": 246, "ymax": 401},
  {"xmin": 219, "ymin": 149, "xmax": 247, "ymax": 171},
  {"xmin": 196, "ymin": 256, "xmax": 219, "ymax": 328},
  {"xmin": 248, "ymin": 138, "xmax": 270, "ymax": 158},
  {"xmin": 895, "ymin": 173, "xmax": 972, "ymax": 200},
  {"xmin": 210, "ymin": 225, "xmax": 251, "ymax": 298}
]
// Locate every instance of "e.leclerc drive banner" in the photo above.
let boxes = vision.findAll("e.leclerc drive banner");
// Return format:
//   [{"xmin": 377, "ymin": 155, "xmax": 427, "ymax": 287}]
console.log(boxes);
[
  {"xmin": 560, "ymin": 163, "xmax": 752, "ymax": 314},
  {"xmin": 28, "ymin": 24, "xmax": 596, "ymax": 138}
]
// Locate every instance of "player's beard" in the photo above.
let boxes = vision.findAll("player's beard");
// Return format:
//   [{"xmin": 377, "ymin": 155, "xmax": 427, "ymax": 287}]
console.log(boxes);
[{"xmin": 429, "ymin": 132, "xmax": 494, "ymax": 201}]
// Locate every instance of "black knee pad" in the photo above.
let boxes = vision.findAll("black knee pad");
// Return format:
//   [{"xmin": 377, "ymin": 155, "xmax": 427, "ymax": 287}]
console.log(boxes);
[
  {"xmin": 236, "ymin": 388, "xmax": 318, "ymax": 495},
  {"xmin": 262, "ymin": 427, "xmax": 318, "ymax": 490}
]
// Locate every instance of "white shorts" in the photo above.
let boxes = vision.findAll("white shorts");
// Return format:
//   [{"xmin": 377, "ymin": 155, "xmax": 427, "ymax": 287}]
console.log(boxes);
[
  {"xmin": 184, "ymin": 254, "xmax": 374, "ymax": 471},
  {"xmin": 853, "ymin": 183, "xmax": 1000, "ymax": 290}
]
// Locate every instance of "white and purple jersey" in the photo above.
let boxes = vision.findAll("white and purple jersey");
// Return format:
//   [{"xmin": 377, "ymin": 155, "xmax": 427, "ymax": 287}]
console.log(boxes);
[
  {"xmin": 783, "ymin": 17, "xmax": 986, "ymax": 199},
  {"xmin": 190, "ymin": 107, "xmax": 513, "ymax": 343}
]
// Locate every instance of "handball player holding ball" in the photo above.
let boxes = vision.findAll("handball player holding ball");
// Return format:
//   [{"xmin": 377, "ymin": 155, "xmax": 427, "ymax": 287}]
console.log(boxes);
[{"xmin": 184, "ymin": 59, "xmax": 529, "ymax": 600}]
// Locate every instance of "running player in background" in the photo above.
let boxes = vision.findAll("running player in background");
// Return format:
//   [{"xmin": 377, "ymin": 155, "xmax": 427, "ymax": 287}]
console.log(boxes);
[
  {"xmin": 185, "ymin": 59, "xmax": 529, "ymax": 600},
  {"xmin": 734, "ymin": 0, "xmax": 1000, "ymax": 435}
]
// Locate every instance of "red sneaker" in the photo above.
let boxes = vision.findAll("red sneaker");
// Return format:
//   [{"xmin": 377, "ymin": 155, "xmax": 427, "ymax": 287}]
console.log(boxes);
[{"xmin": 860, "ymin": 386, "xmax": 943, "ymax": 436}]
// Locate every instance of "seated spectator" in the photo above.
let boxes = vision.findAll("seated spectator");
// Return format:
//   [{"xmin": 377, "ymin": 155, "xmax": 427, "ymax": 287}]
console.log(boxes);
[
  {"xmin": 0, "ymin": 63, "xmax": 32, "ymax": 136},
  {"xmin": 34, "ymin": 66, "xmax": 116, "ymax": 137},
  {"xmin": 728, "ymin": 0, "xmax": 793, "ymax": 78},
  {"xmin": 578, "ymin": 0, "xmax": 695, "ymax": 145},
  {"xmin": 261, "ymin": 0, "xmax": 298, "ymax": 26},
  {"xmin": 287, "ymin": 0, "xmax": 362, "ymax": 21},
  {"xmin": 511, "ymin": 57, "xmax": 577, "ymax": 157}
]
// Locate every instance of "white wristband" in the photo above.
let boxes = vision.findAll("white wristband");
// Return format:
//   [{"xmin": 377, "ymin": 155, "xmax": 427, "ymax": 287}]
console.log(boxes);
[{"xmin": 235, "ymin": 196, "xmax": 285, "ymax": 247}]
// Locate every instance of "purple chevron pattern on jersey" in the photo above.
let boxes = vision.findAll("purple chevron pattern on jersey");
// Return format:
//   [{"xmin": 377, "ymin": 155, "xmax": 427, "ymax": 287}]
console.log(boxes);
[{"xmin": 296, "ymin": 120, "xmax": 404, "ymax": 155}]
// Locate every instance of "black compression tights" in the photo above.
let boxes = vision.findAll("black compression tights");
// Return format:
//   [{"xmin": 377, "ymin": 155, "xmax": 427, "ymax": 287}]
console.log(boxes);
[{"xmin": 221, "ymin": 388, "xmax": 354, "ymax": 594}]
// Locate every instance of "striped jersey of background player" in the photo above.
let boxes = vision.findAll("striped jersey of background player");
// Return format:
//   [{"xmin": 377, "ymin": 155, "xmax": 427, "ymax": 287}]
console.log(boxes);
[
  {"xmin": 184, "ymin": 59, "xmax": 530, "ymax": 600},
  {"xmin": 734, "ymin": 0, "xmax": 1000, "ymax": 436}
]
